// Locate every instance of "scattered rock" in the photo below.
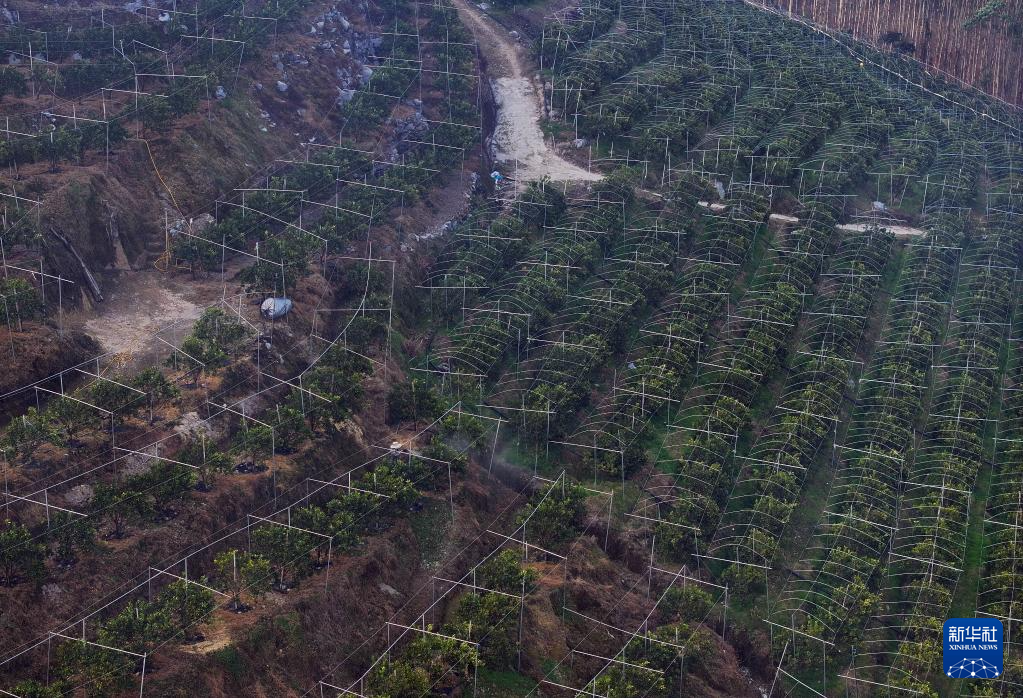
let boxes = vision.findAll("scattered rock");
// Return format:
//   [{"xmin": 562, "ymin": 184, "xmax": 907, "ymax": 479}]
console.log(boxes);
[
  {"xmin": 65, "ymin": 484, "xmax": 94, "ymax": 507},
  {"xmin": 391, "ymin": 111, "xmax": 429, "ymax": 140},
  {"xmin": 337, "ymin": 88, "xmax": 356, "ymax": 106},
  {"xmin": 174, "ymin": 411, "xmax": 215, "ymax": 440},
  {"xmin": 192, "ymin": 213, "xmax": 215, "ymax": 233},
  {"xmin": 379, "ymin": 583, "xmax": 402, "ymax": 599},
  {"xmin": 121, "ymin": 449, "xmax": 159, "ymax": 477},
  {"xmin": 348, "ymin": 33, "xmax": 379, "ymax": 62},
  {"xmin": 573, "ymin": 138, "xmax": 587, "ymax": 148},
  {"xmin": 276, "ymin": 80, "xmax": 289, "ymax": 93}
]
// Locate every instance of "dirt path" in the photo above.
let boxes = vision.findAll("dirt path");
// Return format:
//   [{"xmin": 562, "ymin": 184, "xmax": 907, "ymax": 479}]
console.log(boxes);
[{"xmin": 454, "ymin": 0, "xmax": 601, "ymax": 186}]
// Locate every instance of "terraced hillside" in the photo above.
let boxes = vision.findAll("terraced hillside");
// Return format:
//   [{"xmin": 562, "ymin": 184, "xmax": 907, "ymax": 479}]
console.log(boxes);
[{"xmin": 0, "ymin": 0, "xmax": 1020, "ymax": 696}]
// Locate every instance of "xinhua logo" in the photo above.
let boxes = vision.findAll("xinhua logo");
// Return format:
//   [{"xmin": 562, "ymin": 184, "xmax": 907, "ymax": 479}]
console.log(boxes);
[{"xmin": 943, "ymin": 618, "xmax": 1003, "ymax": 678}]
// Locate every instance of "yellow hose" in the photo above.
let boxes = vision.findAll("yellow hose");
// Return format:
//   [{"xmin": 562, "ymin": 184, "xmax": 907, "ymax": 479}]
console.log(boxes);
[{"xmin": 135, "ymin": 137, "xmax": 183, "ymax": 272}]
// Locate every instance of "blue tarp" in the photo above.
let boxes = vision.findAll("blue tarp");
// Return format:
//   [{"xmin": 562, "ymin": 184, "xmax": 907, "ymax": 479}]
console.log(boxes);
[{"xmin": 260, "ymin": 297, "xmax": 293, "ymax": 319}]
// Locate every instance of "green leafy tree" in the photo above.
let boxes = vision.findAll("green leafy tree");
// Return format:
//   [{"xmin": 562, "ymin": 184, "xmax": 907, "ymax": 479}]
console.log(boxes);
[
  {"xmin": 660, "ymin": 584, "xmax": 714, "ymax": 623},
  {"xmin": 250, "ymin": 525, "xmax": 315, "ymax": 591},
  {"xmin": 405, "ymin": 633, "xmax": 479, "ymax": 679},
  {"xmin": 455, "ymin": 591, "xmax": 518, "ymax": 667},
  {"xmin": 47, "ymin": 512, "xmax": 95, "ymax": 566},
  {"xmin": 53, "ymin": 640, "xmax": 129, "ymax": 696},
  {"xmin": 963, "ymin": 0, "xmax": 1020, "ymax": 31},
  {"xmin": 9, "ymin": 680, "xmax": 67, "ymax": 698},
  {"xmin": 213, "ymin": 549, "xmax": 272, "ymax": 610},
  {"xmin": 239, "ymin": 229, "xmax": 317, "ymax": 292},
  {"xmin": 270, "ymin": 406, "xmax": 310, "ymax": 453},
  {"xmin": 366, "ymin": 659, "xmax": 430, "ymax": 698},
  {"xmin": 98, "ymin": 598, "xmax": 172, "ymax": 656},
  {"xmin": 236, "ymin": 424, "xmax": 274, "ymax": 467},
  {"xmin": 178, "ymin": 435, "xmax": 232, "ymax": 490},
  {"xmin": 421, "ymin": 437, "xmax": 468, "ymax": 480},
  {"xmin": 516, "ymin": 483, "xmax": 588, "ymax": 550},
  {"xmin": 139, "ymin": 95, "xmax": 173, "ymax": 132},
  {"xmin": 327, "ymin": 489, "xmax": 380, "ymax": 539},
  {"xmin": 386, "ymin": 379, "xmax": 442, "ymax": 427},
  {"xmin": 478, "ymin": 549, "xmax": 537, "ymax": 595},
  {"xmin": 130, "ymin": 461, "xmax": 195, "ymax": 517},
  {"xmin": 586, "ymin": 665, "xmax": 665, "ymax": 698},
  {"xmin": 132, "ymin": 368, "xmax": 179, "ymax": 420},
  {"xmin": 178, "ymin": 335, "xmax": 227, "ymax": 374},
  {"xmin": 45, "ymin": 396, "xmax": 98, "ymax": 447},
  {"xmin": 31, "ymin": 65, "xmax": 64, "ymax": 94},
  {"xmin": 91, "ymin": 485, "xmax": 153, "ymax": 538},
  {"xmin": 91, "ymin": 379, "xmax": 144, "ymax": 416},
  {"xmin": 2, "ymin": 407, "xmax": 60, "ymax": 467},
  {"xmin": 155, "ymin": 579, "xmax": 216, "ymax": 640},
  {"xmin": 174, "ymin": 308, "xmax": 248, "ymax": 375},
  {"xmin": 361, "ymin": 466, "xmax": 418, "ymax": 515},
  {"xmin": 0, "ymin": 276, "xmax": 42, "ymax": 325},
  {"xmin": 0, "ymin": 67, "xmax": 27, "ymax": 98},
  {"xmin": 41, "ymin": 126, "xmax": 81, "ymax": 171},
  {"xmin": 302, "ymin": 352, "xmax": 371, "ymax": 430},
  {"xmin": 0, "ymin": 519, "xmax": 46, "ymax": 585},
  {"xmin": 326, "ymin": 507, "xmax": 361, "ymax": 553},
  {"xmin": 293, "ymin": 505, "xmax": 331, "ymax": 565}
]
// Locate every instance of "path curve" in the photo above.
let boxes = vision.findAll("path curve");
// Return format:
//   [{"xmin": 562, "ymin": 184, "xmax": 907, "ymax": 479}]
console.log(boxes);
[{"xmin": 454, "ymin": 0, "xmax": 601, "ymax": 185}]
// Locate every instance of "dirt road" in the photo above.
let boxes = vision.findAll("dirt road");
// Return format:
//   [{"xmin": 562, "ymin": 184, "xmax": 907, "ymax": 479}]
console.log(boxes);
[{"xmin": 454, "ymin": 0, "xmax": 601, "ymax": 185}]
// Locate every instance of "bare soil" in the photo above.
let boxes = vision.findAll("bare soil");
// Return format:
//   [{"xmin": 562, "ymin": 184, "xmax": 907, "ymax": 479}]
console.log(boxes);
[{"xmin": 69, "ymin": 263, "xmax": 254, "ymax": 372}]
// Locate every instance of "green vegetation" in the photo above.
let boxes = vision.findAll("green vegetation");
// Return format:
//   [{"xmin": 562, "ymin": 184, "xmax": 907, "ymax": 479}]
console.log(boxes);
[{"xmin": 1, "ymin": 0, "xmax": 1021, "ymax": 696}]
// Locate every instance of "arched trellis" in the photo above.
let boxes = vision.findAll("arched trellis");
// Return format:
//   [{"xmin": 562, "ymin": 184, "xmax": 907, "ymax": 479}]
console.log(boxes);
[
  {"xmin": 709, "ymin": 226, "xmax": 894, "ymax": 570},
  {"xmin": 641, "ymin": 204, "xmax": 837, "ymax": 564},
  {"xmin": 771, "ymin": 221, "xmax": 966, "ymax": 657},
  {"xmin": 566, "ymin": 191, "xmax": 771, "ymax": 482}
]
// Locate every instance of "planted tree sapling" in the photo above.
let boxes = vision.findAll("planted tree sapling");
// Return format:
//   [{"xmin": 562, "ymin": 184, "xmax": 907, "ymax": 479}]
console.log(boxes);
[
  {"xmin": 0, "ymin": 519, "xmax": 45, "ymax": 586},
  {"xmin": 214, "ymin": 549, "xmax": 272, "ymax": 611}
]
